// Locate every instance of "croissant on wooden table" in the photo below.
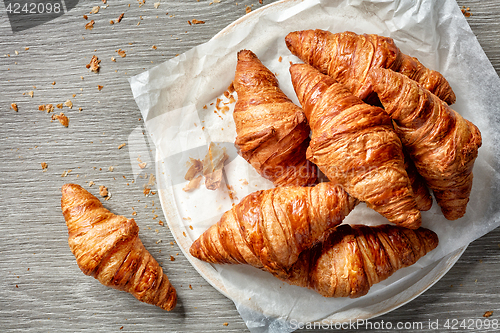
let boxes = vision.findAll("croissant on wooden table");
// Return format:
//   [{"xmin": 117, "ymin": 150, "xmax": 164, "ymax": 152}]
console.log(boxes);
[
  {"xmin": 61, "ymin": 184, "xmax": 177, "ymax": 311},
  {"xmin": 369, "ymin": 68, "xmax": 482, "ymax": 220},
  {"xmin": 285, "ymin": 29, "xmax": 456, "ymax": 105},
  {"xmin": 233, "ymin": 49, "xmax": 318, "ymax": 187},
  {"xmin": 289, "ymin": 63, "xmax": 421, "ymax": 229},
  {"xmin": 271, "ymin": 224, "xmax": 438, "ymax": 298},
  {"xmin": 190, "ymin": 182, "xmax": 357, "ymax": 273}
]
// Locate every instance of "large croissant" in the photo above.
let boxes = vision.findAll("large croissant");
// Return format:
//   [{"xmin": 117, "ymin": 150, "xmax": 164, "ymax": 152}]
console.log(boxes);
[
  {"xmin": 61, "ymin": 184, "xmax": 177, "ymax": 310},
  {"xmin": 289, "ymin": 63, "xmax": 421, "ymax": 229},
  {"xmin": 285, "ymin": 29, "xmax": 456, "ymax": 105},
  {"xmin": 369, "ymin": 68, "xmax": 482, "ymax": 220},
  {"xmin": 190, "ymin": 182, "xmax": 357, "ymax": 272},
  {"xmin": 271, "ymin": 224, "xmax": 439, "ymax": 298},
  {"xmin": 233, "ymin": 49, "xmax": 318, "ymax": 186}
]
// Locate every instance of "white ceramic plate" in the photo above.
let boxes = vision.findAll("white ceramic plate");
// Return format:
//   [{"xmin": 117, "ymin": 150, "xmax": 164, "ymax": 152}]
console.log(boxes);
[{"xmin": 155, "ymin": 0, "xmax": 467, "ymax": 325}]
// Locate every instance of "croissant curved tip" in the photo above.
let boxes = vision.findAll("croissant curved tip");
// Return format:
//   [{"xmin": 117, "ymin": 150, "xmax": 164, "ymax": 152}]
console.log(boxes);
[{"xmin": 237, "ymin": 49, "xmax": 257, "ymax": 61}]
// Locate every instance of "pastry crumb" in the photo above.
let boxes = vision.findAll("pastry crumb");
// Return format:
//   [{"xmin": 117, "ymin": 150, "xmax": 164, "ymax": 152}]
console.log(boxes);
[
  {"xmin": 41, "ymin": 162, "xmax": 48, "ymax": 170},
  {"xmin": 223, "ymin": 322, "xmax": 228, "ymax": 326},
  {"xmin": 89, "ymin": 181, "xmax": 95, "ymax": 187},
  {"xmin": 118, "ymin": 143, "xmax": 126, "ymax": 149},
  {"xmin": 170, "ymin": 255, "xmax": 175, "ymax": 261},
  {"xmin": 484, "ymin": 311, "xmax": 493, "ymax": 318},
  {"xmin": 192, "ymin": 19, "xmax": 205, "ymax": 24},
  {"xmin": 99, "ymin": 185, "xmax": 108, "ymax": 197},
  {"xmin": 85, "ymin": 20, "xmax": 95, "ymax": 30},
  {"xmin": 11, "ymin": 103, "xmax": 18, "ymax": 112},
  {"xmin": 52, "ymin": 112, "xmax": 69, "ymax": 127},
  {"xmin": 64, "ymin": 100, "xmax": 73, "ymax": 109},
  {"xmin": 90, "ymin": 6, "xmax": 99, "ymax": 14},
  {"xmin": 117, "ymin": 49, "xmax": 126, "ymax": 58},
  {"xmin": 117, "ymin": 13, "xmax": 125, "ymax": 23},
  {"xmin": 87, "ymin": 55, "xmax": 100, "ymax": 72},
  {"xmin": 97, "ymin": 85, "xmax": 103, "ymax": 91}
]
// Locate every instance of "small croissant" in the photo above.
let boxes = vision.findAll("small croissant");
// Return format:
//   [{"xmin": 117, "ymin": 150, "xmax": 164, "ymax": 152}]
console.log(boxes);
[
  {"xmin": 61, "ymin": 184, "xmax": 177, "ymax": 310},
  {"xmin": 285, "ymin": 29, "xmax": 456, "ymax": 105},
  {"xmin": 190, "ymin": 182, "xmax": 357, "ymax": 272},
  {"xmin": 289, "ymin": 63, "xmax": 421, "ymax": 229},
  {"xmin": 272, "ymin": 224, "xmax": 439, "ymax": 298},
  {"xmin": 369, "ymin": 68, "xmax": 482, "ymax": 220},
  {"xmin": 233, "ymin": 49, "xmax": 318, "ymax": 186}
]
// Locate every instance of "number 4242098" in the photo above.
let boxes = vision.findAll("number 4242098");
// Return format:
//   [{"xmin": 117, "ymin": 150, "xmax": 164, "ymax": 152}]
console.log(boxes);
[{"xmin": 5, "ymin": 2, "xmax": 62, "ymax": 14}]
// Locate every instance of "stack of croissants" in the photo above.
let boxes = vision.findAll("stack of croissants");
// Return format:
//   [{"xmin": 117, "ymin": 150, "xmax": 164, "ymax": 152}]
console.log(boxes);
[{"xmin": 60, "ymin": 30, "xmax": 482, "ymax": 311}]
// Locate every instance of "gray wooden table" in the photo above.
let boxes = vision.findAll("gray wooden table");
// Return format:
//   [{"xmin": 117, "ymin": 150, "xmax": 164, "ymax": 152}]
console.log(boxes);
[{"xmin": 1, "ymin": 1, "xmax": 499, "ymax": 332}]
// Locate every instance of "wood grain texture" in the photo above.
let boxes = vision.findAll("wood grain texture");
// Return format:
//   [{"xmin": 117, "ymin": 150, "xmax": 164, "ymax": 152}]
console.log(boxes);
[{"xmin": 0, "ymin": 1, "xmax": 499, "ymax": 332}]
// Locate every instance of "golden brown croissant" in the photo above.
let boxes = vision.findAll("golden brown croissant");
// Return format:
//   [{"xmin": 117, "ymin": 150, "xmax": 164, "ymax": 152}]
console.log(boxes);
[
  {"xmin": 285, "ymin": 29, "xmax": 456, "ymax": 105},
  {"xmin": 404, "ymin": 151, "xmax": 433, "ymax": 211},
  {"xmin": 289, "ymin": 63, "xmax": 421, "ymax": 229},
  {"xmin": 190, "ymin": 182, "xmax": 357, "ymax": 272},
  {"xmin": 61, "ymin": 184, "xmax": 177, "ymax": 310},
  {"xmin": 233, "ymin": 49, "xmax": 318, "ymax": 186},
  {"xmin": 271, "ymin": 224, "xmax": 439, "ymax": 298},
  {"xmin": 369, "ymin": 68, "xmax": 482, "ymax": 220}
]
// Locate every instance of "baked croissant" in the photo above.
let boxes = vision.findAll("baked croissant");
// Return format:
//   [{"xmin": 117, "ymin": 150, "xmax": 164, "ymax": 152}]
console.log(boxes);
[
  {"xmin": 190, "ymin": 182, "xmax": 357, "ymax": 272},
  {"xmin": 233, "ymin": 49, "xmax": 318, "ymax": 186},
  {"xmin": 404, "ymin": 151, "xmax": 433, "ymax": 211},
  {"xmin": 369, "ymin": 68, "xmax": 482, "ymax": 220},
  {"xmin": 271, "ymin": 224, "xmax": 439, "ymax": 298},
  {"xmin": 285, "ymin": 29, "xmax": 456, "ymax": 105},
  {"xmin": 61, "ymin": 184, "xmax": 177, "ymax": 310},
  {"xmin": 289, "ymin": 63, "xmax": 421, "ymax": 229}
]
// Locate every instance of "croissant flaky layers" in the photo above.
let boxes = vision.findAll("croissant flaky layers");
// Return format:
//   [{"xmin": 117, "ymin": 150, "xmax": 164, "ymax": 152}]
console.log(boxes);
[
  {"xmin": 61, "ymin": 184, "xmax": 177, "ymax": 311},
  {"xmin": 190, "ymin": 182, "xmax": 357, "ymax": 273},
  {"xmin": 285, "ymin": 29, "xmax": 456, "ymax": 105},
  {"xmin": 289, "ymin": 63, "xmax": 421, "ymax": 229},
  {"xmin": 274, "ymin": 224, "xmax": 438, "ymax": 298},
  {"xmin": 369, "ymin": 68, "xmax": 482, "ymax": 220},
  {"xmin": 233, "ymin": 49, "xmax": 318, "ymax": 187}
]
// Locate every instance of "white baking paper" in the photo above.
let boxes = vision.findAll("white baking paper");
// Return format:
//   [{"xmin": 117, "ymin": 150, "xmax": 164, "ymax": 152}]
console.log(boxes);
[{"xmin": 130, "ymin": 0, "xmax": 500, "ymax": 332}]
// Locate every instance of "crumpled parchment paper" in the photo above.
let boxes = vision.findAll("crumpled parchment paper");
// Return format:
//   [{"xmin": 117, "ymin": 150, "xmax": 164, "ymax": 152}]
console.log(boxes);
[{"xmin": 130, "ymin": 0, "xmax": 500, "ymax": 332}]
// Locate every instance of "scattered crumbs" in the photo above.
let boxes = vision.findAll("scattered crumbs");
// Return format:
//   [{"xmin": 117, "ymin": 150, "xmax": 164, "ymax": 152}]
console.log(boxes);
[
  {"xmin": 89, "ymin": 181, "xmax": 95, "ymax": 187},
  {"xmin": 111, "ymin": 56, "xmax": 116, "ymax": 62},
  {"xmin": 170, "ymin": 255, "xmax": 175, "ymax": 261},
  {"xmin": 85, "ymin": 20, "xmax": 95, "ymax": 30},
  {"xmin": 108, "ymin": 166, "xmax": 114, "ymax": 172},
  {"xmin": 99, "ymin": 185, "xmax": 108, "ymax": 197},
  {"xmin": 240, "ymin": 179, "xmax": 248, "ymax": 186},
  {"xmin": 15, "ymin": 50, "xmax": 19, "ymax": 55},
  {"xmin": 223, "ymin": 322, "xmax": 229, "ymax": 327},
  {"xmin": 28, "ymin": 91, "xmax": 34, "ymax": 98},
  {"xmin": 110, "ymin": 20, "xmax": 114, "ymax": 25},
  {"xmin": 11, "ymin": 103, "xmax": 18, "ymax": 112},
  {"xmin": 182, "ymin": 216, "xmax": 192, "ymax": 221},
  {"xmin": 52, "ymin": 112, "xmax": 69, "ymax": 127},
  {"xmin": 41, "ymin": 162, "xmax": 48, "ymax": 170},
  {"xmin": 152, "ymin": 45, "xmax": 157, "ymax": 50},
  {"xmin": 97, "ymin": 85, "xmax": 104, "ymax": 91},
  {"xmin": 56, "ymin": 103, "xmax": 63, "ymax": 109},
  {"xmin": 189, "ymin": 225, "xmax": 193, "ymax": 230},
  {"xmin": 118, "ymin": 143, "xmax": 126, "ymax": 149},
  {"xmin": 143, "ymin": 188, "xmax": 151, "ymax": 196},
  {"xmin": 86, "ymin": 55, "xmax": 100, "ymax": 72},
  {"xmin": 90, "ymin": 6, "xmax": 100, "ymax": 14},
  {"xmin": 138, "ymin": 162, "xmax": 147, "ymax": 169},
  {"xmin": 83, "ymin": 14, "xmax": 88, "ymax": 19},
  {"xmin": 117, "ymin": 13, "xmax": 125, "ymax": 23},
  {"xmin": 117, "ymin": 49, "xmax": 126, "ymax": 58},
  {"xmin": 119, "ymin": 327, "xmax": 123, "ymax": 330},
  {"xmin": 158, "ymin": 220, "xmax": 164, "ymax": 226},
  {"xmin": 484, "ymin": 311, "xmax": 493, "ymax": 318},
  {"xmin": 189, "ymin": 284, "xmax": 192, "ymax": 290},
  {"xmin": 132, "ymin": 211, "xmax": 137, "ymax": 216},
  {"xmin": 52, "ymin": 81, "xmax": 56, "ymax": 85},
  {"xmin": 182, "ymin": 231, "xmax": 186, "ymax": 237},
  {"xmin": 192, "ymin": 19, "xmax": 205, "ymax": 24},
  {"xmin": 25, "ymin": 47, "xmax": 29, "ymax": 50},
  {"xmin": 246, "ymin": 5, "xmax": 252, "ymax": 13},
  {"xmin": 278, "ymin": 56, "xmax": 282, "ymax": 62},
  {"xmin": 64, "ymin": 100, "xmax": 73, "ymax": 109},
  {"xmin": 156, "ymin": 239, "xmax": 162, "ymax": 244},
  {"xmin": 461, "ymin": 6, "xmax": 472, "ymax": 17},
  {"xmin": 61, "ymin": 170, "xmax": 72, "ymax": 177}
]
